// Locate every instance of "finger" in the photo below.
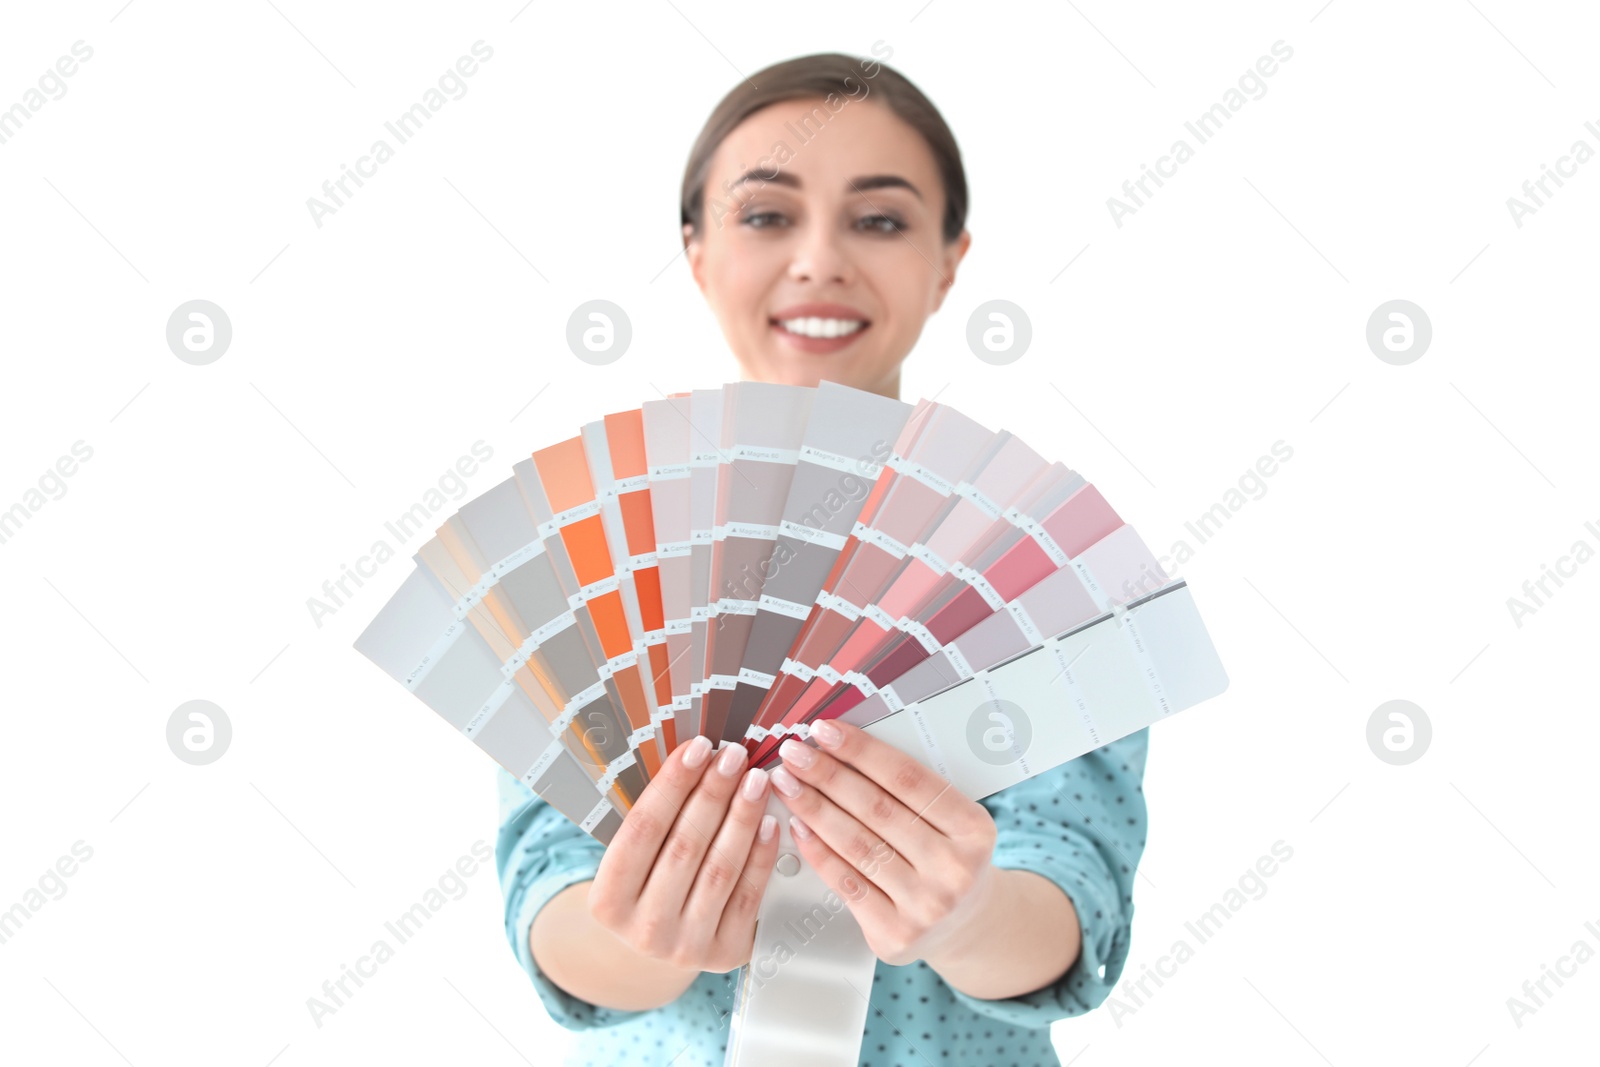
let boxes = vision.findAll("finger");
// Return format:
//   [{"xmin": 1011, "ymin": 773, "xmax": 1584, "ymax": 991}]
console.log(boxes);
[
  {"xmin": 716, "ymin": 807, "xmax": 781, "ymax": 951},
  {"xmin": 594, "ymin": 733, "xmax": 715, "ymax": 904},
  {"xmin": 806, "ymin": 718, "xmax": 976, "ymax": 839},
  {"xmin": 775, "ymin": 736, "xmax": 943, "ymax": 870},
  {"xmin": 784, "ymin": 813, "xmax": 899, "ymax": 933},
  {"xmin": 683, "ymin": 765, "xmax": 772, "ymax": 929},
  {"xmin": 768, "ymin": 757, "xmax": 919, "ymax": 905},
  {"xmin": 639, "ymin": 741, "xmax": 751, "ymax": 912}
]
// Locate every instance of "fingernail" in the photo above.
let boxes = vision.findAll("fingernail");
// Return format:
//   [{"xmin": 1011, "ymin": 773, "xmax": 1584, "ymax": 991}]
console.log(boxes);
[
  {"xmin": 789, "ymin": 816, "xmax": 813, "ymax": 841},
  {"xmin": 717, "ymin": 743, "xmax": 747, "ymax": 776},
  {"xmin": 759, "ymin": 814, "xmax": 777, "ymax": 843},
  {"xmin": 812, "ymin": 718, "xmax": 842, "ymax": 748},
  {"xmin": 769, "ymin": 765, "xmax": 802, "ymax": 799},
  {"xmin": 683, "ymin": 735, "xmax": 713, "ymax": 768},
  {"xmin": 741, "ymin": 767, "xmax": 769, "ymax": 801},
  {"xmin": 778, "ymin": 738, "xmax": 815, "ymax": 769}
]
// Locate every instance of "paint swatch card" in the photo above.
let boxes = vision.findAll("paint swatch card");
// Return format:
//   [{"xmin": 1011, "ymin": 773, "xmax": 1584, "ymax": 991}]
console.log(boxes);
[
  {"xmin": 353, "ymin": 380, "xmax": 1229, "ymax": 844},
  {"xmin": 861, "ymin": 579, "xmax": 1228, "ymax": 798},
  {"xmin": 714, "ymin": 382, "xmax": 915, "ymax": 746},
  {"xmin": 825, "ymin": 525, "xmax": 1172, "ymax": 736},
  {"xmin": 642, "ymin": 393, "xmax": 696, "ymax": 738},
  {"xmin": 354, "ymin": 563, "xmax": 626, "ymax": 842},
  {"xmin": 408, "ymin": 494, "xmax": 642, "ymax": 802},
  {"xmin": 747, "ymin": 424, "xmax": 1057, "ymax": 757},
  {"xmin": 700, "ymin": 382, "xmax": 815, "ymax": 742},
  {"xmin": 747, "ymin": 474, "xmax": 1147, "ymax": 764}
]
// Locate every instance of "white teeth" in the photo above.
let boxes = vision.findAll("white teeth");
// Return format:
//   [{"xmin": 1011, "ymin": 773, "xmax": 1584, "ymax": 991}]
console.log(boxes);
[{"xmin": 778, "ymin": 317, "xmax": 866, "ymax": 339}]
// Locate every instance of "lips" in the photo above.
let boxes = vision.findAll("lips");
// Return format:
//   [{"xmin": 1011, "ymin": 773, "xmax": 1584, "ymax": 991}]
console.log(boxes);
[{"xmin": 770, "ymin": 303, "xmax": 872, "ymax": 355}]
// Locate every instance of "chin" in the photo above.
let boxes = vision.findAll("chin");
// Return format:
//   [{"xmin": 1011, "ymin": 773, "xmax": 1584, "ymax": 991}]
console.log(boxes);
[
  {"xmin": 738, "ymin": 341, "xmax": 893, "ymax": 392},
  {"xmin": 770, "ymin": 358, "xmax": 869, "ymax": 390}
]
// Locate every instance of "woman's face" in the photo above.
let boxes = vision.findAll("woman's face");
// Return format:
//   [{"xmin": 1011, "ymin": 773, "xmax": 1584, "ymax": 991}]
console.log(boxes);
[{"xmin": 684, "ymin": 96, "xmax": 970, "ymax": 397}]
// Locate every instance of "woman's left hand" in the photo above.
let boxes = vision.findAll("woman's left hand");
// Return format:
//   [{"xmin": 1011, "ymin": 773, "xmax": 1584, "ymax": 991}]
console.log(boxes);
[{"xmin": 767, "ymin": 717, "xmax": 1000, "ymax": 968}]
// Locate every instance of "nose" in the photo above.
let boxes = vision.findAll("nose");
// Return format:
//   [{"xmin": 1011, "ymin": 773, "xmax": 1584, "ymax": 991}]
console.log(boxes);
[{"xmin": 786, "ymin": 221, "xmax": 853, "ymax": 285}]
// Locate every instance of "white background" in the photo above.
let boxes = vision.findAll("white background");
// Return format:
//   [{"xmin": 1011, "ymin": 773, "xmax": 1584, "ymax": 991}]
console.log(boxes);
[{"xmin": 1, "ymin": 1, "xmax": 1596, "ymax": 1064}]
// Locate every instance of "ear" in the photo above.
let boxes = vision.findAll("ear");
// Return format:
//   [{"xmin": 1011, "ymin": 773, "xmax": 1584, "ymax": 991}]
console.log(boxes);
[
  {"xmin": 929, "ymin": 229, "xmax": 972, "ymax": 314},
  {"xmin": 683, "ymin": 223, "xmax": 708, "ymax": 294}
]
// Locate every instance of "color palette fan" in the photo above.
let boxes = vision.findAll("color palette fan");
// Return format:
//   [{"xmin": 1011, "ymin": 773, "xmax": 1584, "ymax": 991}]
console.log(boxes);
[{"xmin": 353, "ymin": 380, "xmax": 1230, "ymax": 845}]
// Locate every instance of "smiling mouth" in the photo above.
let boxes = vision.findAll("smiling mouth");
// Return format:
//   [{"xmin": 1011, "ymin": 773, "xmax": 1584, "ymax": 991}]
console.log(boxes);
[
  {"xmin": 769, "ymin": 316, "xmax": 871, "ymax": 353},
  {"xmin": 772, "ymin": 316, "xmax": 869, "ymax": 339}
]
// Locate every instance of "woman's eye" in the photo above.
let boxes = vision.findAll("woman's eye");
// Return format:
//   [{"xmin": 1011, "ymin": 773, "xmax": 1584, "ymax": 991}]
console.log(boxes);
[
  {"xmin": 741, "ymin": 211, "xmax": 788, "ymax": 229},
  {"xmin": 856, "ymin": 214, "xmax": 904, "ymax": 234}
]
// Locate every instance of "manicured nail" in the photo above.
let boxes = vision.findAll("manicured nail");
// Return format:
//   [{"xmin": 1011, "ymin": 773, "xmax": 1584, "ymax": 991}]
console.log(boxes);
[
  {"xmin": 769, "ymin": 765, "xmax": 802, "ymax": 798},
  {"xmin": 683, "ymin": 735, "xmax": 713, "ymax": 768},
  {"xmin": 759, "ymin": 814, "xmax": 777, "ymax": 843},
  {"xmin": 811, "ymin": 718, "xmax": 842, "ymax": 748},
  {"xmin": 717, "ymin": 742, "xmax": 747, "ymax": 776},
  {"xmin": 778, "ymin": 738, "xmax": 815, "ymax": 769},
  {"xmin": 789, "ymin": 816, "xmax": 813, "ymax": 841},
  {"xmin": 741, "ymin": 767, "xmax": 769, "ymax": 801}
]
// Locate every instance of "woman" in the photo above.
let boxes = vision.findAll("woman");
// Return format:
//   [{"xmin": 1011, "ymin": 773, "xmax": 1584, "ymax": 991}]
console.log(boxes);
[{"xmin": 495, "ymin": 52, "xmax": 1149, "ymax": 1067}]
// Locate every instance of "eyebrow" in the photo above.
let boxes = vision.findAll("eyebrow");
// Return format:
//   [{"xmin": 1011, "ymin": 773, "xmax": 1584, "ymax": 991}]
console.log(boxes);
[{"xmin": 727, "ymin": 169, "xmax": 924, "ymax": 201}]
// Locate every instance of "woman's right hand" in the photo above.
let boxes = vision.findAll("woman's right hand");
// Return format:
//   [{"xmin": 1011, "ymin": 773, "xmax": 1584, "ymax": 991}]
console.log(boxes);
[{"xmin": 588, "ymin": 734, "xmax": 779, "ymax": 975}]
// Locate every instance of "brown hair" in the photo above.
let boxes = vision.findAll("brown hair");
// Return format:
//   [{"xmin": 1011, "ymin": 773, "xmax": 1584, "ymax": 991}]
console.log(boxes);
[{"xmin": 680, "ymin": 51, "xmax": 968, "ymax": 244}]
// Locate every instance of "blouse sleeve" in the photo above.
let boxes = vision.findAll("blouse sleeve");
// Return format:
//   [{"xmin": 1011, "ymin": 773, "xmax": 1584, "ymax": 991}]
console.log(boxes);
[
  {"xmin": 493, "ymin": 768, "xmax": 650, "ymax": 1032},
  {"xmin": 943, "ymin": 728, "xmax": 1150, "ymax": 1027}
]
